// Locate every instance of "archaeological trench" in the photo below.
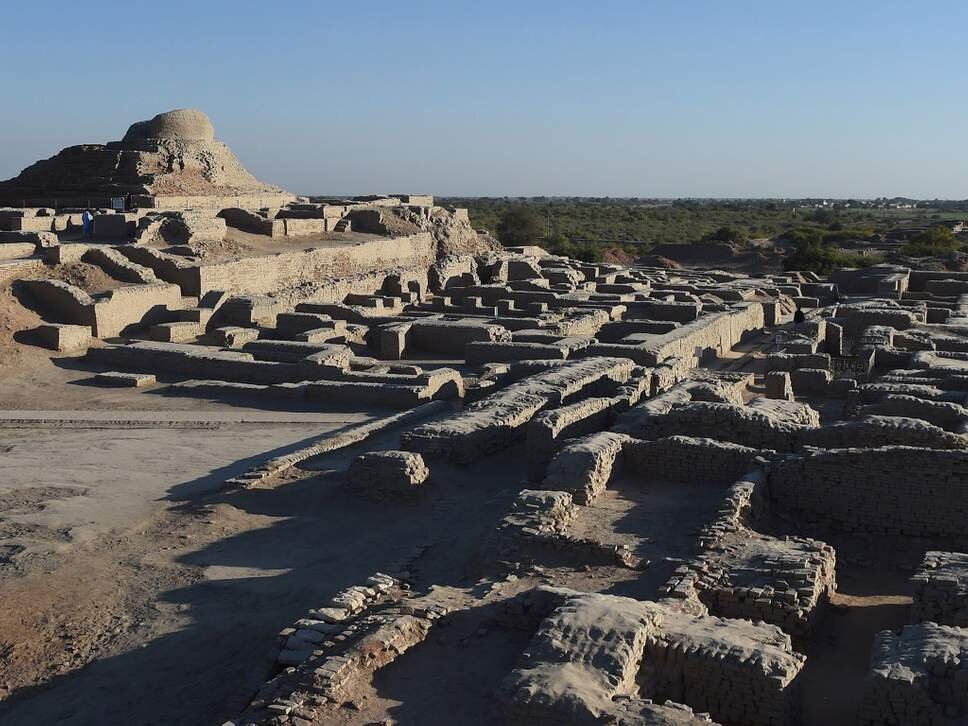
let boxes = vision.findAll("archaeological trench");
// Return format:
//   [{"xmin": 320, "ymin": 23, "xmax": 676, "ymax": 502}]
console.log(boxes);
[{"xmin": 1, "ymin": 109, "xmax": 968, "ymax": 726}]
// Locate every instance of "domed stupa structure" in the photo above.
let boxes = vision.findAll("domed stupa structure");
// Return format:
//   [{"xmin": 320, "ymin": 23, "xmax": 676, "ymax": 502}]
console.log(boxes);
[{"xmin": 0, "ymin": 108, "xmax": 294, "ymax": 209}]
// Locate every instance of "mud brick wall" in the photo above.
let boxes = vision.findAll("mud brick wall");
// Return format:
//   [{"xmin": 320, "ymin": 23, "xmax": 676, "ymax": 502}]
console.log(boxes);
[
  {"xmin": 909, "ymin": 269, "xmax": 968, "ymax": 292},
  {"xmin": 624, "ymin": 435, "xmax": 762, "ymax": 486},
  {"xmin": 583, "ymin": 303, "xmax": 764, "ymax": 368},
  {"xmin": 834, "ymin": 308, "xmax": 921, "ymax": 348},
  {"xmin": 624, "ymin": 299, "xmax": 701, "ymax": 322},
  {"xmin": 401, "ymin": 357, "xmax": 633, "ymax": 463},
  {"xmin": 689, "ymin": 539, "xmax": 836, "ymax": 638},
  {"xmin": 91, "ymin": 283, "xmax": 183, "ymax": 337},
  {"xmin": 216, "ymin": 207, "xmax": 280, "ymax": 235},
  {"xmin": 769, "ymin": 446, "xmax": 968, "ymax": 537},
  {"xmin": 526, "ymin": 397, "xmax": 616, "ymax": 480},
  {"xmin": 925, "ymin": 279, "xmax": 968, "ymax": 297},
  {"xmin": 640, "ymin": 302, "xmax": 765, "ymax": 365},
  {"xmin": 861, "ymin": 622, "xmax": 968, "ymax": 725},
  {"xmin": 628, "ymin": 401, "xmax": 808, "ymax": 451},
  {"xmin": 283, "ymin": 267, "xmax": 433, "ymax": 311},
  {"xmin": 911, "ymin": 551, "xmax": 968, "ymax": 627},
  {"xmin": 0, "ymin": 241, "xmax": 37, "ymax": 258},
  {"xmin": 597, "ymin": 319, "xmax": 680, "ymax": 342},
  {"xmin": 87, "ymin": 341, "xmax": 332, "ymax": 384},
  {"xmin": 280, "ymin": 218, "xmax": 327, "ymax": 236},
  {"xmin": 642, "ymin": 610, "xmax": 804, "ymax": 726},
  {"xmin": 83, "ymin": 247, "xmax": 158, "ymax": 284},
  {"xmin": 18, "ymin": 278, "xmax": 94, "ymax": 326},
  {"xmin": 859, "ymin": 394, "xmax": 968, "ymax": 432},
  {"xmin": 195, "ymin": 233, "xmax": 436, "ymax": 296},
  {"xmin": 466, "ymin": 340, "xmax": 569, "ymax": 364},
  {"xmin": 801, "ymin": 415, "xmax": 967, "ymax": 450},
  {"xmin": 119, "ymin": 246, "xmax": 201, "ymax": 293},
  {"xmin": 763, "ymin": 352, "xmax": 831, "ymax": 372},
  {"xmin": 542, "ymin": 431, "xmax": 632, "ymax": 504},
  {"xmin": 498, "ymin": 593, "xmax": 664, "ymax": 724},
  {"xmin": 409, "ymin": 319, "xmax": 508, "ymax": 355}
]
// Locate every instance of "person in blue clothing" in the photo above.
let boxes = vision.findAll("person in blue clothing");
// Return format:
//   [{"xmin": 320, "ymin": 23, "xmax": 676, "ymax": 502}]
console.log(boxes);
[{"xmin": 81, "ymin": 209, "xmax": 93, "ymax": 238}]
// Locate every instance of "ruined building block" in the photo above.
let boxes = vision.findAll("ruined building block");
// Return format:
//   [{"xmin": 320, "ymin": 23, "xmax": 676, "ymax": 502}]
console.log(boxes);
[
  {"xmin": 861, "ymin": 622, "xmax": 968, "ymax": 725},
  {"xmin": 669, "ymin": 532, "xmax": 838, "ymax": 637},
  {"xmin": 625, "ymin": 436, "xmax": 762, "ymax": 487},
  {"xmin": 465, "ymin": 340, "xmax": 569, "ymax": 365},
  {"xmin": 498, "ymin": 592, "xmax": 666, "ymax": 724},
  {"xmin": 543, "ymin": 431, "xmax": 632, "ymax": 504},
  {"xmin": 401, "ymin": 357, "xmax": 633, "ymax": 463},
  {"xmin": 93, "ymin": 371, "xmax": 157, "ymax": 388},
  {"xmin": 34, "ymin": 323, "xmax": 91, "ymax": 352},
  {"xmin": 763, "ymin": 352, "xmax": 831, "ymax": 373},
  {"xmin": 768, "ymin": 446, "xmax": 968, "ymax": 538},
  {"xmin": 498, "ymin": 489, "xmax": 579, "ymax": 542},
  {"xmin": 764, "ymin": 370, "xmax": 794, "ymax": 401},
  {"xmin": 347, "ymin": 451, "xmax": 429, "ymax": 497},
  {"xmin": 526, "ymin": 396, "xmax": 616, "ymax": 480},
  {"xmin": 790, "ymin": 367, "xmax": 832, "ymax": 395},
  {"xmin": 643, "ymin": 609, "xmax": 804, "ymax": 726},
  {"xmin": 275, "ymin": 312, "xmax": 341, "ymax": 337},
  {"xmin": 499, "ymin": 589, "xmax": 803, "ymax": 726},
  {"xmin": 211, "ymin": 326, "xmax": 259, "ymax": 348},
  {"xmin": 150, "ymin": 321, "xmax": 201, "ymax": 343},
  {"xmin": 911, "ymin": 551, "xmax": 968, "ymax": 627},
  {"xmin": 621, "ymin": 399, "xmax": 814, "ymax": 451},
  {"xmin": 801, "ymin": 415, "xmax": 966, "ymax": 450}
]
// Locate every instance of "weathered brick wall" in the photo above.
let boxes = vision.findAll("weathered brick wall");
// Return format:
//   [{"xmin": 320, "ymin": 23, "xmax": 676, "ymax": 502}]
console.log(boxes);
[
  {"xmin": 584, "ymin": 302, "xmax": 765, "ymax": 367},
  {"xmin": 18, "ymin": 278, "xmax": 94, "ymax": 325},
  {"xmin": 624, "ymin": 435, "xmax": 763, "ymax": 486},
  {"xmin": 91, "ymin": 283, "xmax": 183, "ymax": 337},
  {"xmin": 911, "ymin": 551, "xmax": 968, "ymax": 627},
  {"xmin": 118, "ymin": 246, "xmax": 200, "ymax": 292},
  {"xmin": 195, "ymin": 233, "xmax": 436, "ymax": 296},
  {"xmin": 626, "ymin": 401, "xmax": 809, "ymax": 451},
  {"xmin": 638, "ymin": 302, "xmax": 765, "ymax": 364},
  {"xmin": 909, "ymin": 269, "xmax": 968, "ymax": 292},
  {"xmin": 769, "ymin": 446, "xmax": 968, "ymax": 537},
  {"xmin": 861, "ymin": 622, "xmax": 968, "ymax": 725}
]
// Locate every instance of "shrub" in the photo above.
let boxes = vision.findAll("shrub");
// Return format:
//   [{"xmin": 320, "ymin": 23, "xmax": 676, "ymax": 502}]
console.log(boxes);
[
  {"xmin": 901, "ymin": 226, "xmax": 961, "ymax": 256},
  {"xmin": 784, "ymin": 244, "xmax": 882, "ymax": 275},
  {"xmin": 495, "ymin": 205, "xmax": 543, "ymax": 247}
]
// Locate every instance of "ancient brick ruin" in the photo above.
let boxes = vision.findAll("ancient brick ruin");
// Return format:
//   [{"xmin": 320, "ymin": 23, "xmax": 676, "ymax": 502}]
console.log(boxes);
[{"xmin": 4, "ymin": 112, "xmax": 968, "ymax": 726}]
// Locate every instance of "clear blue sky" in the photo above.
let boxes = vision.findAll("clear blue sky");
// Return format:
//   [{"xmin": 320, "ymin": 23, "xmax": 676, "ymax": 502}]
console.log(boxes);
[{"xmin": 2, "ymin": 0, "xmax": 966, "ymax": 198}]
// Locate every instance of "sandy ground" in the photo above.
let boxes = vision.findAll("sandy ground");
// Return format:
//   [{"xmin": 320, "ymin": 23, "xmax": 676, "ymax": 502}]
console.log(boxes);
[
  {"xmin": 0, "ymin": 275, "xmax": 428, "ymax": 721},
  {"xmin": 0, "ymin": 421, "xmax": 366, "ymax": 560},
  {"xmin": 0, "ymin": 427, "xmax": 523, "ymax": 725}
]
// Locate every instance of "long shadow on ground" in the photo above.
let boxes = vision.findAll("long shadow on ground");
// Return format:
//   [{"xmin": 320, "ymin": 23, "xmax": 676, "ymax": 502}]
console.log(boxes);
[{"xmin": 0, "ymin": 440, "xmax": 526, "ymax": 726}]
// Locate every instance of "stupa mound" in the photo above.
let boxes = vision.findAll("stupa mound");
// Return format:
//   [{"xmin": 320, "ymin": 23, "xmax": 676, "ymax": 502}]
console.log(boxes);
[
  {"xmin": 122, "ymin": 108, "xmax": 216, "ymax": 143},
  {"xmin": 0, "ymin": 108, "xmax": 293, "ymax": 209}
]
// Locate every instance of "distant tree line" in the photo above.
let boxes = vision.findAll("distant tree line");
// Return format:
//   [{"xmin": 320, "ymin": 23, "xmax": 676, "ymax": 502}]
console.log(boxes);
[{"xmin": 447, "ymin": 198, "xmax": 968, "ymax": 273}]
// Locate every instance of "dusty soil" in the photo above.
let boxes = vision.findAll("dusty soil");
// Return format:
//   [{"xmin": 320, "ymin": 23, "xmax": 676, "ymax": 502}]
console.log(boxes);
[
  {"xmin": 45, "ymin": 261, "xmax": 122, "ymax": 295},
  {"xmin": 0, "ymin": 279, "xmax": 46, "ymax": 373},
  {"xmin": 601, "ymin": 246, "xmax": 636, "ymax": 266},
  {"xmin": 0, "ymin": 430, "xmax": 525, "ymax": 725}
]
